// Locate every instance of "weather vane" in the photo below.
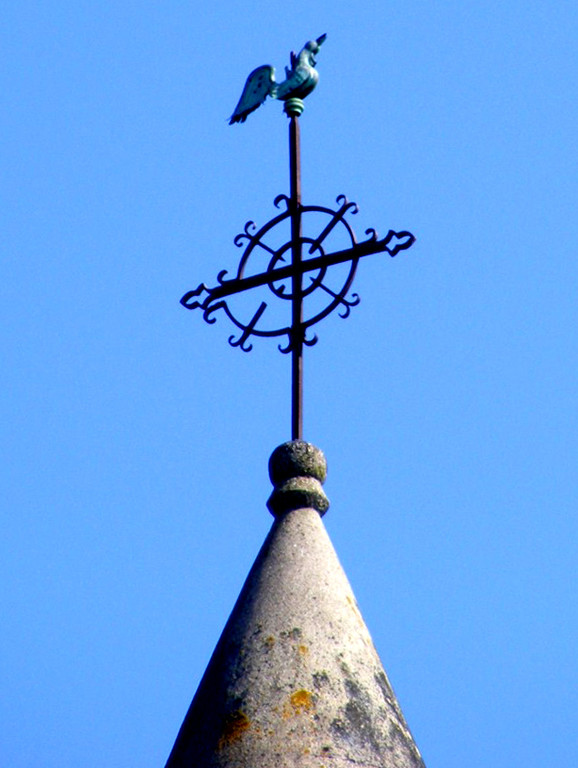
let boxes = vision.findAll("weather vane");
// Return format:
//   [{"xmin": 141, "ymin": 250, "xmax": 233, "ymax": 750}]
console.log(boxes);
[{"xmin": 181, "ymin": 35, "xmax": 416, "ymax": 440}]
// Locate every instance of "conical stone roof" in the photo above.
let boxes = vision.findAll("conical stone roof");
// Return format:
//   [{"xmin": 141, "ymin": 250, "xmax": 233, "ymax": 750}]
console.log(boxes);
[{"xmin": 165, "ymin": 441, "xmax": 425, "ymax": 768}]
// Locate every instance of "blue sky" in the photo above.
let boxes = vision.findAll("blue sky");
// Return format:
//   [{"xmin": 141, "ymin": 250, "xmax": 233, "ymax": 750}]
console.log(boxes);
[{"xmin": 2, "ymin": 2, "xmax": 577, "ymax": 766}]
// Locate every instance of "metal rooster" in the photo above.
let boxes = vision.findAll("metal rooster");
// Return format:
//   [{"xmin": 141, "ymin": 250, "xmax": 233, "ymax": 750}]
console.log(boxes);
[{"xmin": 229, "ymin": 34, "xmax": 327, "ymax": 124}]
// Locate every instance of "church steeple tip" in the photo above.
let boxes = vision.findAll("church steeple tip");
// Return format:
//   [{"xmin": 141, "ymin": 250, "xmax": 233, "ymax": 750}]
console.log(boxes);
[{"xmin": 164, "ymin": 445, "xmax": 426, "ymax": 768}]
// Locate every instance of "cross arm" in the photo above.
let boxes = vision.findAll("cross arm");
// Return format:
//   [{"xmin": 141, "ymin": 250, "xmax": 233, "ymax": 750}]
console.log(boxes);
[{"xmin": 181, "ymin": 229, "xmax": 415, "ymax": 310}]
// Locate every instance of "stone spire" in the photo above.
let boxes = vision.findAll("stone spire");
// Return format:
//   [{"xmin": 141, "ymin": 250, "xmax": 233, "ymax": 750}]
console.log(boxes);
[{"xmin": 164, "ymin": 441, "xmax": 425, "ymax": 767}]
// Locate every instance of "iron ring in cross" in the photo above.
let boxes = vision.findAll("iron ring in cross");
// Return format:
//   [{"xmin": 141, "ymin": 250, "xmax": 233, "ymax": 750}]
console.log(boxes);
[{"xmin": 180, "ymin": 194, "xmax": 415, "ymax": 353}]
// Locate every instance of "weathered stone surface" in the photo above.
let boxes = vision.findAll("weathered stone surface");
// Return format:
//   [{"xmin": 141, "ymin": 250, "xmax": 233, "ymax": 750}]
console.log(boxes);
[
  {"xmin": 267, "ymin": 441, "xmax": 329, "ymax": 517},
  {"xmin": 268, "ymin": 441, "xmax": 327, "ymax": 485},
  {"xmin": 165, "ymin": 444, "xmax": 425, "ymax": 768}
]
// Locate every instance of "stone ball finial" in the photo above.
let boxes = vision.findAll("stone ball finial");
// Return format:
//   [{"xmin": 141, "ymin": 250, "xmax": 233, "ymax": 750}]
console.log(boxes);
[{"xmin": 267, "ymin": 441, "xmax": 329, "ymax": 517}]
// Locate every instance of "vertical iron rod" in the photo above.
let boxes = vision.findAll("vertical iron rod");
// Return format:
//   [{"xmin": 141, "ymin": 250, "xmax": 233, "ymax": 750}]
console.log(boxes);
[{"xmin": 289, "ymin": 113, "xmax": 303, "ymax": 440}]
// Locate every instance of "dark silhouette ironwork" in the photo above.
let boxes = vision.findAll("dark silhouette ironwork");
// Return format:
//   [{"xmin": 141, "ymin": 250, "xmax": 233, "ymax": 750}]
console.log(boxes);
[{"xmin": 181, "ymin": 100, "xmax": 415, "ymax": 440}]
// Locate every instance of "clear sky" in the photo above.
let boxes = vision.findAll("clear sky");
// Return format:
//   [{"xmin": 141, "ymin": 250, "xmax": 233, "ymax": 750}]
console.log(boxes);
[{"xmin": 2, "ymin": 2, "xmax": 577, "ymax": 766}]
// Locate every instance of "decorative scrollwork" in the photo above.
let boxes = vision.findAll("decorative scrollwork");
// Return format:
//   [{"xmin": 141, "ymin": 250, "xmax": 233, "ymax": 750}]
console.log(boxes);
[
  {"xmin": 181, "ymin": 283, "xmax": 209, "ymax": 310},
  {"xmin": 274, "ymin": 194, "xmax": 291, "ymax": 210},
  {"xmin": 382, "ymin": 229, "xmax": 416, "ymax": 256},
  {"xmin": 317, "ymin": 283, "xmax": 361, "ymax": 319},
  {"xmin": 233, "ymin": 221, "xmax": 257, "ymax": 248},
  {"xmin": 180, "ymin": 193, "xmax": 415, "ymax": 353},
  {"xmin": 335, "ymin": 194, "xmax": 359, "ymax": 215},
  {"xmin": 363, "ymin": 228, "xmax": 378, "ymax": 242}
]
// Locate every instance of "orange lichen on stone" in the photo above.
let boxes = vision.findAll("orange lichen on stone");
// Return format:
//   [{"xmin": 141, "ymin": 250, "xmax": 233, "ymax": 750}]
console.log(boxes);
[
  {"xmin": 290, "ymin": 689, "xmax": 314, "ymax": 713},
  {"xmin": 297, "ymin": 644, "xmax": 309, "ymax": 656},
  {"xmin": 217, "ymin": 710, "xmax": 251, "ymax": 749},
  {"xmin": 281, "ymin": 689, "xmax": 315, "ymax": 719},
  {"xmin": 264, "ymin": 635, "xmax": 275, "ymax": 648},
  {"xmin": 346, "ymin": 593, "xmax": 368, "ymax": 632}
]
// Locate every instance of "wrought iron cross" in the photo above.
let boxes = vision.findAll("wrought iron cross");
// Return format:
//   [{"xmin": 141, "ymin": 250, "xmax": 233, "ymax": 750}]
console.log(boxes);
[{"xmin": 181, "ymin": 41, "xmax": 415, "ymax": 440}]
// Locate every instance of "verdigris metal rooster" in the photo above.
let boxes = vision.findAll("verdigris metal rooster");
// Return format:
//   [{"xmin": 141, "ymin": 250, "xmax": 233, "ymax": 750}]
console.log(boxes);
[{"xmin": 229, "ymin": 34, "xmax": 327, "ymax": 124}]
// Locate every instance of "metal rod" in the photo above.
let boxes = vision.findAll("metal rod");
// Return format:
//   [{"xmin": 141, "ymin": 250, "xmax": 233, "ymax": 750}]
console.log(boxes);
[{"xmin": 289, "ymin": 113, "xmax": 303, "ymax": 440}]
